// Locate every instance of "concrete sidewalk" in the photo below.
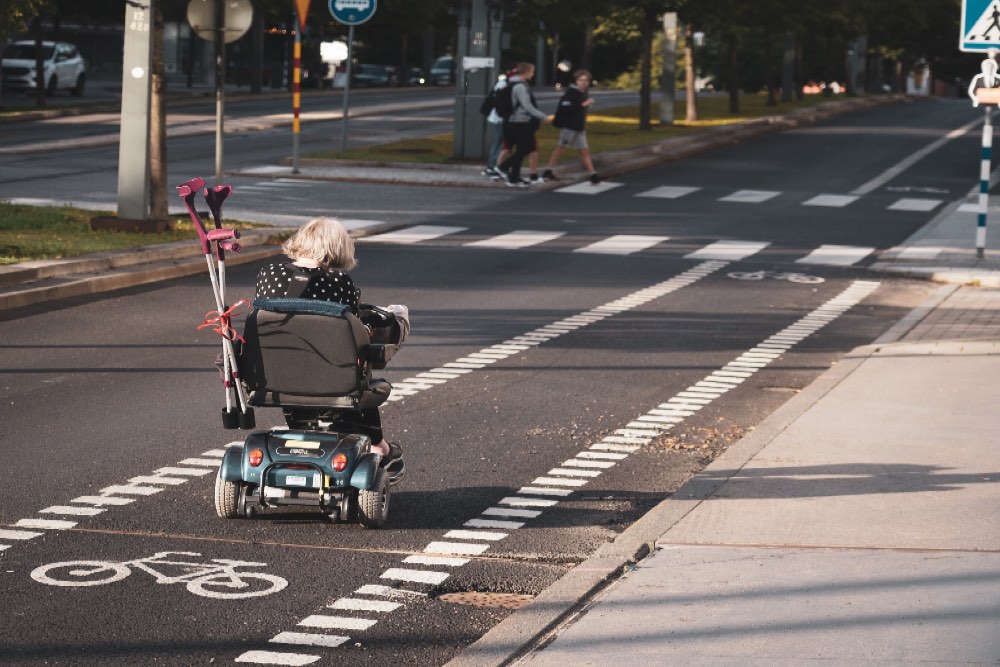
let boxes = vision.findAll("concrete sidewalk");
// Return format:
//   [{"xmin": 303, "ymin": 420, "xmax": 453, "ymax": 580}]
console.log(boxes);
[{"xmin": 445, "ymin": 214, "xmax": 1000, "ymax": 665}]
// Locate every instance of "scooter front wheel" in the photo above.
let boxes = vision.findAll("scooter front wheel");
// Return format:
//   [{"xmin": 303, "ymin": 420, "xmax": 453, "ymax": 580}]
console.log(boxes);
[{"xmin": 214, "ymin": 475, "xmax": 242, "ymax": 519}]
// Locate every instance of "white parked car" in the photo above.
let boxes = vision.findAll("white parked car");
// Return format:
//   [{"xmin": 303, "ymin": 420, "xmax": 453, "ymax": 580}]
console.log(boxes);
[{"xmin": 1, "ymin": 40, "xmax": 86, "ymax": 96}]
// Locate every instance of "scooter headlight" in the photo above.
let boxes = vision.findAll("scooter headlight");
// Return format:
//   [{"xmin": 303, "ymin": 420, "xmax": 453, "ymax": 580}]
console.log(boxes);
[
  {"xmin": 248, "ymin": 448, "xmax": 264, "ymax": 467},
  {"xmin": 332, "ymin": 453, "xmax": 348, "ymax": 472}
]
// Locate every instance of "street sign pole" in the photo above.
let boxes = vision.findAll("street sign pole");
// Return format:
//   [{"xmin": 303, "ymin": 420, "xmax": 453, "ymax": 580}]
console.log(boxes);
[
  {"xmin": 340, "ymin": 25, "xmax": 354, "ymax": 153},
  {"xmin": 292, "ymin": 0, "xmax": 311, "ymax": 173},
  {"xmin": 328, "ymin": 0, "xmax": 376, "ymax": 154}
]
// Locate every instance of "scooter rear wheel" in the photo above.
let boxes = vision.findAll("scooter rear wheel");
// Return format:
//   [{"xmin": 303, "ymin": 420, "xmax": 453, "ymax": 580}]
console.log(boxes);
[
  {"xmin": 214, "ymin": 475, "xmax": 242, "ymax": 519},
  {"xmin": 357, "ymin": 469, "xmax": 390, "ymax": 528}
]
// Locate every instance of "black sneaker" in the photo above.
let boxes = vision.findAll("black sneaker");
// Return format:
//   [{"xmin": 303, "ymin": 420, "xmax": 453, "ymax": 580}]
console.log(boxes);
[
  {"xmin": 505, "ymin": 178, "xmax": 531, "ymax": 188},
  {"xmin": 589, "ymin": 172, "xmax": 601, "ymax": 184},
  {"xmin": 495, "ymin": 166, "xmax": 512, "ymax": 183},
  {"xmin": 542, "ymin": 169, "xmax": 559, "ymax": 181}
]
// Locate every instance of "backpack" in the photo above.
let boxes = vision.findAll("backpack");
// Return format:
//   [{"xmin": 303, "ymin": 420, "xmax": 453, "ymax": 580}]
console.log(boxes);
[
  {"xmin": 479, "ymin": 87, "xmax": 496, "ymax": 116},
  {"xmin": 493, "ymin": 81, "xmax": 521, "ymax": 119}
]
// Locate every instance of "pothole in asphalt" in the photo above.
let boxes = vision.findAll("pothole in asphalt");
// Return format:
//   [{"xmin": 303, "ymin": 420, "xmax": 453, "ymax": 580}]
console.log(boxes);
[{"xmin": 438, "ymin": 591, "xmax": 535, "ymax": 609}]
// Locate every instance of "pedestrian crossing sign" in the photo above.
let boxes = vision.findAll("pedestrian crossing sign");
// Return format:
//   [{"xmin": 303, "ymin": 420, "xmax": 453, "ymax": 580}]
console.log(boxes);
[{"xmin": 962, "ymin": 0, "xmax": 1000, "ymax": 51}]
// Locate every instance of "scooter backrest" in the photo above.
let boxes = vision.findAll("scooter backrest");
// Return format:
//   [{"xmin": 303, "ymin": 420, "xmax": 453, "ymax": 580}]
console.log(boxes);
[{"xmin": 240, "ymin": 298, "xmax": 371, "ymax": 403}]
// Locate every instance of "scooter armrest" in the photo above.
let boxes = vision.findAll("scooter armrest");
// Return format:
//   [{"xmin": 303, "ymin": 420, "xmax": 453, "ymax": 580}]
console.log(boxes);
[{"xmin": 366, "ymin": 344, "xmax": 398, "ymax": 369}]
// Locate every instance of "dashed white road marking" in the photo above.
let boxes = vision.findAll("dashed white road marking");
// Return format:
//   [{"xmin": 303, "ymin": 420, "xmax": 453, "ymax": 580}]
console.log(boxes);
[
  {"xmin": 636, "ymin": 185, "xmax": 701, "ymax": 199},
  {"xmin": 888, "ymin": 197, "xmax": 943, "ymax": 212},
  {"xmin": 719, "ymin": 189, "xmax": 780, "ymax": 204},
  {"xmin": 555, "ymin": 181, "xmax": 624, "ymax": 195},
  {"xmin": 381, "ymin": 568, "xmax": 450, "ymax": 585},
  {"xmin": 0, "ymin": 529, "xmax": 43, "ymax": 540},
  {"xmin": 802, "ymin": 194, "xmax": 859, "ymax": 207},
  {"xmin": 364, "ymin": 224, "xmax": 466, "ymax": 244},
  {"xmin": 39, "ymin": 506, "xmax": 105, "ymax": 517},
  {"xmin": 14, "ymin": 518, "xmax": 76, "ymax": 530},
  {"xmin": 328, "ymin": 598, "xmax": 401, "ymax": 613},
  {"xmin": 465, "ymin": 230, "xmax": 565, "ymax": 249},
  {"xmin": 298, "ymin": 616, "xmax": 377, "ymax": 631},
  {"xmin": 235, "ymin": 649, "xmax": 320, "ymax": 665},
  {"xmin": 796, "ymin": 244, "xmax": 875, "ymax": 267},
  {"xmin": 270, "ymin": 632, "xmax": 350, "ymax": 649},
  {"xmin": 685, "ymin": 240, "xmax": 769, "ymax": 261},
  {"xmin": 574, "ymin": 234, "xmax": 669, "ymax": 255}
]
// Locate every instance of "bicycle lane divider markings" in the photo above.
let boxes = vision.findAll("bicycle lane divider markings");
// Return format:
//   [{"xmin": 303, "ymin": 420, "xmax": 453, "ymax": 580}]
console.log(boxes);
[
  {"xmin": 235, "ymin": 279, "xmax": 881, "ymax": 664},
  {"xmin": 387, "ymin": 260, "xmax": 728, "ymax": 401},
  {"xmin": 0, "ymin": 263, "xmax": 725, "ymax": 563}
]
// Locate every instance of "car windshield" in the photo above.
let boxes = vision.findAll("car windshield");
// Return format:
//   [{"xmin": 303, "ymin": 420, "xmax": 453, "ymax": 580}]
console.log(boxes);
[
  {"xmin": 3, "ymin": 44, "xmax": 54, "ymax": 60},
  {"xmin": 432, "ymin": 57, "xmax": 452, "ymax": 70}
]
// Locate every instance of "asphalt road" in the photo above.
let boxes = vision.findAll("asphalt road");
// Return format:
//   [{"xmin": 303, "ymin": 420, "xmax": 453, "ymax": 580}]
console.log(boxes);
[{"xmin": 0, "ymin": 96, "xmax": 984, "ymax": 665}]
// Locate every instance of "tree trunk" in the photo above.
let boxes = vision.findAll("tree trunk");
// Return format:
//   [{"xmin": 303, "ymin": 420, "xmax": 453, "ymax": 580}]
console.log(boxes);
[
  {"xmin": 581, "ymin": 22, "xmax": 594, "ymax": 72},
  {"xmin": 728, "ymin": 32, "xmax": 739, "ymax": 114},
  {"xmin": 33, "ymin": 16, "xmax": 46, "ymax": 107},
  {"xmin": 149, "ymin": 0, "xmax": 168, "ymax": 221},
  {"xmin": 639, "ymin": 10, "xmax": 654, "ymax": 130},
  {"xmin": 684, "ymin": 22, "xmax": 697, "ymax": 122}
]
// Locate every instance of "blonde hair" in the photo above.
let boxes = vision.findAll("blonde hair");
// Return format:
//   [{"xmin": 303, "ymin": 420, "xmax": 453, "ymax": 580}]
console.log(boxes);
[{"xmin": 282, "ymin": 217, "xmax": 357, "ymax": 271}]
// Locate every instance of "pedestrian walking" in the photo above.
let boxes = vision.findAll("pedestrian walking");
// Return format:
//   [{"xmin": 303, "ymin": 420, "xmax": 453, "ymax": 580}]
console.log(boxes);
[
  {"xmin": 542, "ymin": 69, "xmax": 600, "ymax": 184},
  {"xmin": 481, "ymin": 72, "xmax": 509, "ymax": 179},
  {"xmin": 497, "ymin": 62, "xmax": 549, "ymax": 188}
]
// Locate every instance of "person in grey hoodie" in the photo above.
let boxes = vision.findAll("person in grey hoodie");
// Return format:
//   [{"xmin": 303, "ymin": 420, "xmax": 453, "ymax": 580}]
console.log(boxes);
[{"xmin": 497, "ymin": 62, "xmax": 550, "ymax": 187}]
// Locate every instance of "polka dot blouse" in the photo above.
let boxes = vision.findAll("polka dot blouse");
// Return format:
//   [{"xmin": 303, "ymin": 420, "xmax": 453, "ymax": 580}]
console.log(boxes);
[{"xmin": 255, "ymin": 262, "xmax": 361, "ymax": 313}]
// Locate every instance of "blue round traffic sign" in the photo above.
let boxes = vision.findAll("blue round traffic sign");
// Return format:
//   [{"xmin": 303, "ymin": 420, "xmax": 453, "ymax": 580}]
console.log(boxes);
[{"xmin": 328, "ymin": 0, "xmax": 376, "ymax": 26}]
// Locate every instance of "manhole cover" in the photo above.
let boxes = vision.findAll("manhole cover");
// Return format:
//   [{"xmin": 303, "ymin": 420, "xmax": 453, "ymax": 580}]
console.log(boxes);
[{"xmin": 438, "ymin": 591, "xmax": 534, "ymax": 609}]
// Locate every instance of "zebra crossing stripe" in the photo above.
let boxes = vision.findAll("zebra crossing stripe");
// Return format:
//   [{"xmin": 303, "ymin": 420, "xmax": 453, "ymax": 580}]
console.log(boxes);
[
  {"xmin": 802, "ymin": 194, "xmax": 859, "ymax": 207},
  {"xmin": 686, "ymin": 240, "xmax": 769, "ymax": 261},
  {"xmin": 636, "ymin": 185, "xmax": 701, "ymax": 199},
  {"xmin": 888, "ymin": 198, "xmax": 942, "ymax": 212},
  {"xmin": 719, "ymin": 189, "xmax": 780, "ymax": 204},
  {"xmin": 574, "ymin": 235, "xmax": 669, "ymax": 255},
  {"xmin": 269, "ymin": 632, "xmax": 350, "ymax": 649},
  {"xmin": 796, "ymin": 244, "xmax": 875, "ymax": 266},
  {"xmin": 364, "ymin": 225, "xmax": 466, "ymax": 244},
  {"xmin": 235, "ymin": 650, "xmax": 320, "ymax": 665},
  {"xmin": 465, "ymin": 230, "xmax": 565, "ymax": 249},
  {"xmin": 555, "ymin": 181, "xmax": 624, "ymax": 195}
]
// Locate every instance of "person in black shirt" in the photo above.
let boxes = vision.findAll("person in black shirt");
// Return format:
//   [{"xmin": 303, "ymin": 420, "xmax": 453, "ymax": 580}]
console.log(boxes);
[
  {"xmin": 542, "ymin": 70, "xmax": 600, "ymax": 184},
  {"xmin": 255, "ymin": 218, "xmax": 408, "ymax": 463}
]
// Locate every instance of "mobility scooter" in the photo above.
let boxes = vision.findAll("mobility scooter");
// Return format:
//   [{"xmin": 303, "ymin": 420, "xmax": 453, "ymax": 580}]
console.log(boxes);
[{"xmin": 179, "ymin": 178, "xmax": 402, "ymax": 528}]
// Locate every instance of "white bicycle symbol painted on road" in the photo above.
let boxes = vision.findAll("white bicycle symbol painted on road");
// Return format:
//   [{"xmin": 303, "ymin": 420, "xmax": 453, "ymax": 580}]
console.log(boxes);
[
  {"xmin": 727, "ymin": 270, "xmax": 825, "ymax": 284},
  {"xmin": 31, "ymin": 551, "xmax": 288, "ymax": 599}
]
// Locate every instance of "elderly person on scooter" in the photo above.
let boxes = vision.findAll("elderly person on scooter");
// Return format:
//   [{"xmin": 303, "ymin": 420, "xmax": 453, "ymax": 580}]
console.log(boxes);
[{"xmin": 255, "ymin": 217, "xmax": 408, "ymax": 465}]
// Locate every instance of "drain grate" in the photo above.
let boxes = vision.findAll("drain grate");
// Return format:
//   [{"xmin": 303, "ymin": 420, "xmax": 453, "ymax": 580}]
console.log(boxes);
[{"xmin": 438, "ymin": 591, "xmax": 534, "ymax": 609}]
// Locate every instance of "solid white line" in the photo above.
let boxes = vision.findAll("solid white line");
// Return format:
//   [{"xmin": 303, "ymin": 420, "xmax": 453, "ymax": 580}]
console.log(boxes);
[
  {"xmin": 298, "ymin": 615, "xmax": 377, "ymax": 631},
  {"xmin": 851, "ymin": 117, "xmax": 981, "ymax": 196},
  {"xmin": 235, "ymin": 650, "xmax": 320, "ymax": 665},
  {"xmin": 328, "ymin": 598, "xmax": 402, "ymax": 613},
  {"xmin": 269, "ymin": 632, "xmax": 350, "ymax": 649},
  {"xmin": 381, "ymin": 568, "xmax": 450, "ymax": 585}
]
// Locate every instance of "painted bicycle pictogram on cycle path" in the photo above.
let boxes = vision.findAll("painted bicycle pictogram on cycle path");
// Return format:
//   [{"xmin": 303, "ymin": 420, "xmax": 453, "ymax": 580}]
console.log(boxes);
[
  {"xmin": 727, "ymin": 270, "xmax": 825, "ymax": 284},
  {"xmin": 31, "ymin": 551, "xmax": 288, "ymax": 599}
]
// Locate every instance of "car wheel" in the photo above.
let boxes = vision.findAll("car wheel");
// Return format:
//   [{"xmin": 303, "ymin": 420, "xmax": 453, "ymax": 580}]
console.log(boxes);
[
  {"xmin": 46, "ymin": 75, "xmax": 57, "ymax": 95},
  {"xmin": 71, "ymin": 73, "xmax": 85, "ymax": 97}
]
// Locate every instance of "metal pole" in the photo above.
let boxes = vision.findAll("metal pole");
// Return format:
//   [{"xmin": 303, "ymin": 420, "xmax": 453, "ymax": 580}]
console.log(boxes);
[
  {"xmin": 340, "ymin": 25, "xmax": 354, "ymax": 153},
  {"xmin": 979, "ymin": 105, "xmax": 992, "ymax": 259},
  {"xmin": 292, "ymin": 19, "xmax": 301, "ymax": 172},
  {"xmin": 214, "ymin": 0, "xmax": 225, "ymax": 185},
  {"xmin": 660, "ymin": 12, "xmax": 676, "ymax": 125}
]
